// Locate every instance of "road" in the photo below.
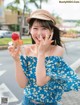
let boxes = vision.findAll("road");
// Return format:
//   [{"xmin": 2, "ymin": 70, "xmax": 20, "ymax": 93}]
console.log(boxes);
[
  {"xmin": 0, "ymin": 41, "xmax": 80, "ymax": 105},
  {"xmin": 0, "ymin": 50, "xmax": 23, "ymax": 105},
  {"xmin": 63, "ymin": 41, "xmax": 80, "ymax": 65}
]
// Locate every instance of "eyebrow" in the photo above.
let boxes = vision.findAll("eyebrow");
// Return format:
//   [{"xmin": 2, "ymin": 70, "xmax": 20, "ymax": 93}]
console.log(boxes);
[{"xmin": 33, "ymin": 25, "xmax": 46, "ymax": 27}]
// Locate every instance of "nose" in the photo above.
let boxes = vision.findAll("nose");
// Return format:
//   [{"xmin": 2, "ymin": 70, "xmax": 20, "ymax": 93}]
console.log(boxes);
[{"xmin": 37, "ymin": 30, "xmax": 42, "ymax": 38}]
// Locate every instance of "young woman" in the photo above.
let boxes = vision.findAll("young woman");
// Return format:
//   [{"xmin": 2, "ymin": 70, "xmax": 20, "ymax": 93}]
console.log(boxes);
[{"xmin": 8, "ymin": 9, "xmax": 80, "ymax": 105}]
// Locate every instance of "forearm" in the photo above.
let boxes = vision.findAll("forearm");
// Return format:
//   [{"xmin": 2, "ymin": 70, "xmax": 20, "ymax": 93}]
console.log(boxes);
[
  {"xmin": 36, "ymin": 54, "xmax": 50, "ymax": 86},
  {"xmin": 14, "ymin": 60, "xmax": 28, "ymax": 88}
]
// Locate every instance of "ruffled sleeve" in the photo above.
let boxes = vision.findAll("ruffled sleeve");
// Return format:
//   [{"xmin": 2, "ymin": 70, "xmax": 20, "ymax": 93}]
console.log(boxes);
[
  {"xmin": 46, "ymin": 56, "xmax": 80, "ymax": 92},
  {"xmin": 19, "ymin": 55, "xmax": 28, "ymax": 76}
]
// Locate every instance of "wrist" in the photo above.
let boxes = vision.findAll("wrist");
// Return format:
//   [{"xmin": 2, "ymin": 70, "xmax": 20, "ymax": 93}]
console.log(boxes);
[
  {"xmin": 14, "ymin": 59, "xmax": 20, "ymax": 63},
  {"xmin": 38, "ymin": 53, "xmax": 45, "ymax": 58}
]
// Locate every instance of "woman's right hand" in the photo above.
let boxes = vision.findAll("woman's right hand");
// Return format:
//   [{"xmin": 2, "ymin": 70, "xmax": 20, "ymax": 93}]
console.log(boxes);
[{"xmin": 8, "ymin": 45, "xmax": 20, "ymax": 61}]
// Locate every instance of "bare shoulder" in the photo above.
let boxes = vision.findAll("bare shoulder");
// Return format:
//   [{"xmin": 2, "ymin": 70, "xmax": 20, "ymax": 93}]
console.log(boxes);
[
  {"xmin": 23, "ymin": 44, "xmax": 34, "ymax": 56},
  {"xmin": 52, "ymin": 45, "xmax": 64, "ymax": 57},
  {"xmin": 56, "ymin": 45, "xmax": 64, "ymax": 52},
  {"xmin": 56, "ymin": 45, "xmax": 64, "ymax": 56}
]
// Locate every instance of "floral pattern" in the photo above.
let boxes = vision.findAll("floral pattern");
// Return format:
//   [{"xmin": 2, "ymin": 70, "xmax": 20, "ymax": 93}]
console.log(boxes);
[{"xmin": 20, "ymin": 55, "xmax": 80, "ymax": 104}]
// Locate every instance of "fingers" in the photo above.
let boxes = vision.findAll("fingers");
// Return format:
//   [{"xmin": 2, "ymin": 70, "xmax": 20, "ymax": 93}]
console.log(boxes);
[
  {"xmin": 40, "ymin": 35, "xmax": 44, "ymax": 41},
  {"xmin": 8, "ymin": 45, "xmax": 15, "ymax": 53},
  {"xmin": 45, "ymin": 34, "xmax": 49, "ymax": 40},
  {"xmin": 49, "ymin": 32, "xmax": 53, "ymax": 40},
  {"xmin": 39, "ymin": 33, "xmax": 53, "ymax": 45},
  {"xmin": 8, "ymin": 45, "xmax": 20, "ymax": 58},
  {"xmin": 39, "ymin": 35, "xmax": 44, "ymax": 45},
  {"xmin": 50, "ymin": 40, "xmax": 54, "ymax": 44},
  {"xmin": 44, "ymin": 32, "xmax": 54, "ymax": 45},
  {"xmin": 45, "ymin": 32, "xmax": 53, "ymax": 40}
]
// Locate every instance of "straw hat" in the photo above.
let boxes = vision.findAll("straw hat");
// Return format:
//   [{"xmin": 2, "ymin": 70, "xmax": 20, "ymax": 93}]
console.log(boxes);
[{"xmin": 27, "ymin": 9, "xmax": 56, "ymax": 25}]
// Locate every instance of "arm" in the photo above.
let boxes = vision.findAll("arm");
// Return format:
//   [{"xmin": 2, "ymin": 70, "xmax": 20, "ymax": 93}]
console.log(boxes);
[
  {"xmin": 14, "ymin": 59, "xmax": 28, "ymax": 88},
  {"xmin": 36, "ymin": 54, "xmax": 50, "ymax": 86},
  {"xmin": 36, "ymin": 46, "xmax": 64, "ymax": 87},
  {"xmin": 35, "ymin": 33, "xmax": 64, "ymax": 86},
  {"xmin": 8, "ymin": 46, "xmax": 28, "ymax": 88}
]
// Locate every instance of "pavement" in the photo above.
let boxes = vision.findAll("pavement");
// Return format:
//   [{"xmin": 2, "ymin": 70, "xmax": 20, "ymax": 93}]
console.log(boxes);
[
  {"xmin": 61, "ymin": 37, "xmax": 80, "ymax": 42},
  {"xmin": 60, "ymin": 89, "xmax": 80, "ymax": 105}
]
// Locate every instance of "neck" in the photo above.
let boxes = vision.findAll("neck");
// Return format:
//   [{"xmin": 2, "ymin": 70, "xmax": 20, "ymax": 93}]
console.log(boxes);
[
  {"xmin": 34, "ymin": 44, "xmax": 38, "ymax": 54},
  {"xmin": 34, "ymin": 44, "xmax": 52, "ymax": 55}
]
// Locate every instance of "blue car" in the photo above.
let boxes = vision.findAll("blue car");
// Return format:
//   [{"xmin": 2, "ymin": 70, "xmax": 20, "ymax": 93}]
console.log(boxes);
[{"xmin": 0, "ymin": 30, "xmax": 12, "ymax": 38}]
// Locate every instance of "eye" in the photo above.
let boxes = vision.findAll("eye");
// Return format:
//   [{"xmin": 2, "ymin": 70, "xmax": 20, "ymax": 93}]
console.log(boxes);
[
  {"xmin": 33, "ymin": 28, "xmax": 38, "ymax": 30},
  {"xmin": 42, "ymin": 27, "xmax": 47, "ymax": 30}
]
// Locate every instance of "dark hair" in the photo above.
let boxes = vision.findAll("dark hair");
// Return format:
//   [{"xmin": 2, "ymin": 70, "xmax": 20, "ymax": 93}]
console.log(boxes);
[{"xmin": 29, "ymin": 18, "xmax": 62, "ymax": 46}]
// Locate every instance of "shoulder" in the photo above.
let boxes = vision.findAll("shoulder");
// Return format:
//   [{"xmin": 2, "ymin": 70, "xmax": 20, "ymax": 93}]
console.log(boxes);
[
  {"xmin": 56, "ymin": 45, "xmax": 64, "ymax": 52},
  {"xmin": 23, "ymin": 44, "xmax": 34, "ymax": 56},
  {"xmin": 52, "ymin": 45, "xmax": 64, "ymax": 57}
]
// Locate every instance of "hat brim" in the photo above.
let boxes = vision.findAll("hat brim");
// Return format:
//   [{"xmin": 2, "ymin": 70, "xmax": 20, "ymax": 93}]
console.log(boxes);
[
  {"xmin": 27, "ymin": 16, "xmax": 51, "ymax": 23},
  {"xmin": 26, "ymin": 9, "xmax": 56, "ymax": 25}
]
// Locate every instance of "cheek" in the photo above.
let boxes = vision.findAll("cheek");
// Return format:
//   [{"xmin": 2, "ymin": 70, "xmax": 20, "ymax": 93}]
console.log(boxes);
[
  {"xmin": 31, "ymin": 34, "xmax": 35, "ymax": 39},
  {"xmin": 46, "ymin": 30, "xmax": 51, "ymax": 35},
  {"xmin": 31, "ymin": 33, "xmax": 38, "ymax": 42},
  {"xmin": 42, "ymin": 31, "xmax": 51, "ymax": 37},
  {"xmin": 30, "ymin": 30, "xmax": 36, "ymax": 38},
  {"xmin": 43, "ymin": 30, "xmax": 50, "ymax": 34}
]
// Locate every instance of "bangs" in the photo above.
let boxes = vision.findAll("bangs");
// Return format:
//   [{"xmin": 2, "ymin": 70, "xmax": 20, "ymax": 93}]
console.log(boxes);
[{"xmin": 29, "ymin": 18, "xmax": 54, "ymax": 30}]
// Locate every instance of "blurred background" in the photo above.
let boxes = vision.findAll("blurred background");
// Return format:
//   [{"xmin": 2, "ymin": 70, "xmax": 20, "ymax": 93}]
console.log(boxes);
[{"xmin": 0, "ymin": 0, "xmax": 80, "ymax": 39}]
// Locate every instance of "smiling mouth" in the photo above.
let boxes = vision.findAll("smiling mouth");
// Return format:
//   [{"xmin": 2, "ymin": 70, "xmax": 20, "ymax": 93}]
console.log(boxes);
[{"xmin": 36, "ymin": 37, "xmax": 45, "ymax": 41}]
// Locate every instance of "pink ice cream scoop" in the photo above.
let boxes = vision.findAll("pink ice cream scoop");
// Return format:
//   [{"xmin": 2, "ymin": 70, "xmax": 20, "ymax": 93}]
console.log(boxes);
[{"xmin": 11, "ymin": 32, "xmax": 23, "ymax": 48}]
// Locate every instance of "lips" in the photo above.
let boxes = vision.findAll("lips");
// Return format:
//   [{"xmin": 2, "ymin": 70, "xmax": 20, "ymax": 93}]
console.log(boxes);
[{"xmin": 36, "ymin": 37, "xmax": 45, "ymax": 41}]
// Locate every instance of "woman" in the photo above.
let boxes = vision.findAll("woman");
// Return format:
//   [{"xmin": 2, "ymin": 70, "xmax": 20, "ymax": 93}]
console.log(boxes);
[{"xmin": 8, "ymin": 9, "xmax": 80, "ymax": 105}]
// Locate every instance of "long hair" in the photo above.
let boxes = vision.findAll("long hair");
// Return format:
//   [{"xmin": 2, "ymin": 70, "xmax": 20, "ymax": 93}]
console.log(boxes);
[{"xmin": 28, "ymin": 18, "xmax": 62, "ymax": 47}]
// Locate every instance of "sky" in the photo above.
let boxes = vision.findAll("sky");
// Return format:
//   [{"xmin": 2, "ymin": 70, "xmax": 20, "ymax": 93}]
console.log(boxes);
[{"xmin": 4, "ymin": 0, "xmax": 80, "ymax": 20}]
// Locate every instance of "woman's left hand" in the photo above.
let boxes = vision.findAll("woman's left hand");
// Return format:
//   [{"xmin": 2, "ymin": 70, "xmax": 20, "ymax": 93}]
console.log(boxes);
[{"xmin": 38, "ymin": 33, "xmax": 53, "ymax": 55}]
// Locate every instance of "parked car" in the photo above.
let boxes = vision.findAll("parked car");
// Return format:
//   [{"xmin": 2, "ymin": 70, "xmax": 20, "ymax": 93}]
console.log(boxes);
[
  {"xmin": 3, "ymin": 31, "xmax": 12, "ymax": 38},
  {"xmin": 0, "ymin": 31, "xmax": 5, "ymax": 38},
  {"xmin": 0, "ymin": 30, "xmax": 12, "ymax": 38}
]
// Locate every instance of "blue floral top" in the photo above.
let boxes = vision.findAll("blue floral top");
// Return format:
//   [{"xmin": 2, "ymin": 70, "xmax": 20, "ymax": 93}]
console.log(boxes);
[{"xmin": 20, "ymin": 55, "xmax": 80, "ymax": 103}]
